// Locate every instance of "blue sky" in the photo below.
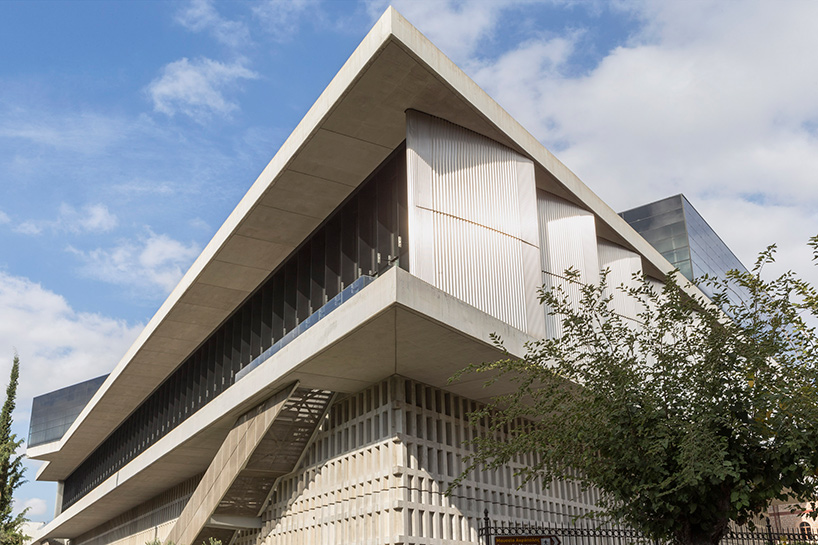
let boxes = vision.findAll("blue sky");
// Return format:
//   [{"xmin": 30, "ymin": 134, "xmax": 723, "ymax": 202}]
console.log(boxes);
[{"xmin": 2, "ymin": 0, "xmax": 818, "ymax": 522}]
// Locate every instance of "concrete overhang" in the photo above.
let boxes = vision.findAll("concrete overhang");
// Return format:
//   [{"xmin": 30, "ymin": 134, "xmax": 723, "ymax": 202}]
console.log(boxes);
[
  {"xmin": 32, "ymin": 267, "xmax": 535, "ymax": 542},
  {"xmin": 31, "ymin": 7, "xmax": 693, "ymax": 481},
  {"xmin": 26, "ymin": 441, "xmax": 59, "ymax": 460}
]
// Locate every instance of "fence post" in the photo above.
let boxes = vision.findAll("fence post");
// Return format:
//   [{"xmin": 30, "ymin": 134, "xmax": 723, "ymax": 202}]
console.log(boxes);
[
  {"xmin": 766, "ymin": 517, "xmax": 774, "ymax": 545},
  {"xmin": 484, "ymin": 509, "xmax": 491, "ymax": 545}
]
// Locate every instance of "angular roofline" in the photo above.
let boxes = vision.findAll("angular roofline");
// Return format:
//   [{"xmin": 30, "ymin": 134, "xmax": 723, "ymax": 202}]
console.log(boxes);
[
  {"xmin": 31, "ymin": 6, "xmax": 403, "ymax": 480},
  {"xmin": 32, "ymin": 6, "xmax": 700, "ymax": 482}
]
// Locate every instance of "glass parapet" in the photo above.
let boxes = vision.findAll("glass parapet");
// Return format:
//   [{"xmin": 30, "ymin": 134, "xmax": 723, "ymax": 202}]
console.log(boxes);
[
  {"xmin": 61, "ymin": 144, "xmax": 408, "ymax": 511},
  {"xmin": 235, "ymin": 275, "xmax": 374, "ymax": 382},
  {"xmin": 28, "ymin": 375, "xmax": 108, "ymax": 448}
]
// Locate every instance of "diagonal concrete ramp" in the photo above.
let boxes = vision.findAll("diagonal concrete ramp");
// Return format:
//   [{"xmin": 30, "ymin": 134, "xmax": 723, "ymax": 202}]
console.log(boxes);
[{"xmin": 165, "ymin": 383, "xmax": 335, "ymax": 545}]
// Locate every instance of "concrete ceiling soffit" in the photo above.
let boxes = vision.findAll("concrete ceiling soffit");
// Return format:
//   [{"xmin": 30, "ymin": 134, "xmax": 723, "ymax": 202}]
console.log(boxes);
[
  {"xmin": 44, "ymin": 11, "xmax": 402, "ymax": 471},
  {"xmin": 45, "ymin": 6, "xmax": 688, "ymax": 479}
]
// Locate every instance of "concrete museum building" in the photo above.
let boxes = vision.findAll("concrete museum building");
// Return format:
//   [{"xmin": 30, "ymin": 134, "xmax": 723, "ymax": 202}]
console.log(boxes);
[{"xmin": 28, "ymin": 8, "xmax": 712, "ymax": 545}]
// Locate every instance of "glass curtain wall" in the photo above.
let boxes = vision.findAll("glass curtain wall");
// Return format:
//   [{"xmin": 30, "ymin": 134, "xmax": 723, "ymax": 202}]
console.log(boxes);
[
  {"xmin": 28, "ymin": 375, "xmax": 108, "ymax": 448},
  {"xmin": 619, "ymin": 194, "xmax": 749, "ymax": 307},
  {"xmin": 62, "ymin": 144, "xmax": 408, "ymax": 510}
]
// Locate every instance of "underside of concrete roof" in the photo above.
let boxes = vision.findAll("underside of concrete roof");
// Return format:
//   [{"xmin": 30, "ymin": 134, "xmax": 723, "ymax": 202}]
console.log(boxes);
[{"xmin": 31, "ymin": 6, "xmax": 682, "ymax": 487}]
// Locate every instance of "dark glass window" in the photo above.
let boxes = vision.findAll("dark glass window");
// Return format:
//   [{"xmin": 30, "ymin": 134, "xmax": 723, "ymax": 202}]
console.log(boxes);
[
  {"xmin": 205, "ymin": 338, "xmax": 216, "ymax": 401},
  {"xmin": 231, "ymin": 315, "xmax": 242, "ymax": 378},
  {"xmin": 250, "ymin": 293, "xmax": 262, "ymax": 361},
  {"xmin": 296, "ymin": 245, "xmax": 312, "ymax": 322},
  {"xmin": 240, "ymin": 304, "xmax": 252, "ymax": 368},
  {"xmin": 271, "ymin": 273, "xmax": 285, "ymax": 342},
  {"xmin": 341, "ymin": 203, "xmax": 358, "ymax": 289},
  {"xmin": 619, "ymin": 194, "xmax": 750, "ymax": 307},
  {"xmin": 28, "ymin": 375, "xmax": 108, "ymax": 448},
  {"xmin": 283, "ymin": 259, "xmax": 298, "ymax": 334},
  {"xmin": 260, "ymin": 284, "xmax": 273, "ymax": 351},
  {"xmin": 325, "ymin": 216, "xmax": 342, "ymax": 299},
  {"xmin": 311, "ymin": 231, "xmax": 326, "ymax": 311},
  {"xmin": 358, "ymin": 183, "xmax": 376, "ymax": 277},
  {"xmin": 61, "ymin": 143, "xmax": 408, "ymax": 510}
]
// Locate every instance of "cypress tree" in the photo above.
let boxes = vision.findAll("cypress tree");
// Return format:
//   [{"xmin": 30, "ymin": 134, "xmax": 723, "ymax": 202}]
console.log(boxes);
[{"xmin": 0, "ymin": 354, "xmax": 27, "ymax": 545}]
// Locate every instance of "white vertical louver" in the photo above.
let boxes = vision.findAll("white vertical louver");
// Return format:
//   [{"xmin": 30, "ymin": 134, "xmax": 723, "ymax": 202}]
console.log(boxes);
[
  {"xmin": 406, "ymin": 110, "xmax": 544, "ymax": 337},
  {"xmin": 536, "ymin": 191, "xmax": 599, "ymax": 338},
  {"xmin": 597, "ymin": 240, "xmax": 643, "ymax": 320}
]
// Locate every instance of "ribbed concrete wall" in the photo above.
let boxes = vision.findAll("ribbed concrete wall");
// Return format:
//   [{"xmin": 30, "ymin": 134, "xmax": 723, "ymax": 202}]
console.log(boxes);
[
  {"xmin": 597, "ymin": 240, "xmax": 644, "ymax": 320},
  {"xmin": 261, "ymin": 379, "xmax": 402, "ymax": 544},
  {"xmin": 259, "ymin": 376, "xmax": 603, "ymax": 545},
  {"xmin": 536, "ymin": 191, "xmax": 599, "ymax": 338},
  {"xmin": 72, "ymin": 476, "xmax": 200, "ymax": 545},
  {"xmin": 71, "ymin": 379, "xmax": 605, "ymax": 545},
  {"xmin": 406, "ymin": 110, "xmax": 544, "ymax": 337}
]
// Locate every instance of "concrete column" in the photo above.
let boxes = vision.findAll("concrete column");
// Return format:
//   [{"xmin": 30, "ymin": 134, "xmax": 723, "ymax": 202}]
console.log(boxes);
[{"xmin": 53, "ymin": 482, "xmax": 64, "ymax": 518}]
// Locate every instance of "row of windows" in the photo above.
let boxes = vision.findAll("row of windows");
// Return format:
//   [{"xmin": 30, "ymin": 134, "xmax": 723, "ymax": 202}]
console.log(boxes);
[
  {"xmin": 74, "ymin": 475, "xmax": 200, "ymax": 545},
  {"xmin": 62, "ymin": 145, "xmax": 409, "ymax": 510}
]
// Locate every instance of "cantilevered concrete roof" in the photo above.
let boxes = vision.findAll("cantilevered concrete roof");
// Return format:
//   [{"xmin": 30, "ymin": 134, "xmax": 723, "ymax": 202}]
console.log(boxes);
[
  {"xmin": 35, "ymin": 268, "xmax": 537, "ymax": 540},
  {"xmin": 31, "ymin": 6, "xmax": 689, "ymax": 487}
]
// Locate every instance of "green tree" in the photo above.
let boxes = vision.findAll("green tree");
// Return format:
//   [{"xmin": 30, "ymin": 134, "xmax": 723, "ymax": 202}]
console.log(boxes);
[
  {"xmin": 454, "ymin": 240, "xmax": 818, "ymax": 545},
  {"xmin": 0, "ymin": 354, "xmax": 27, "ymax": 545}
]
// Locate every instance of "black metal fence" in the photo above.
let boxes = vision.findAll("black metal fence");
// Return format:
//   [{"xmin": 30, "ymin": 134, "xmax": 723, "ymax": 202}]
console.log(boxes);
[{"xmin": 478, "ymin": 510, "xmax": 815, "ymax": 545}]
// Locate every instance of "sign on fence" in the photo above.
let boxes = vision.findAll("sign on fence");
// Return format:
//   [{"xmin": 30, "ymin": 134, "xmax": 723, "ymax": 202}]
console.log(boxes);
[{"xmin": 495, "ymin": 536, "xmax": 561, "ymax": 545}]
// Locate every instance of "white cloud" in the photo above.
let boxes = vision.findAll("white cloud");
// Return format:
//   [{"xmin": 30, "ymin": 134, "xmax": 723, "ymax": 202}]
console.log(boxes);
[
  {"xmin": 13, "ymin": 203, "xmax": 118, "ymax": 236},
  {"xmin": 392, "ymin": 0, "xmax": 818, "ymax": 285},
  {"xmin": 532, "ymin": 1, "xmax": 818, "ymax": 244},
  {"xmin": 147, "ymin": 57, "xmax": 258, "ymax": 122},
  {"xmin": 0, "ymin": 271, "xmax": 144, "ymax": 520},
  {"xmin": 467, "ymin": 34, "xmax": 579, "ymax": 116},
  {"xmin": 188, "ymin": 217, "xmax": 211, "ymax": 231},
  {"xmin": 176, "ymin": 0, "xmax": 250, "ymax": 48},
  {"xmin": 17, "ymin": 497, "xmax": 47, "ymax": 517},
  {"xmin": 14, "ymin": 221, "xmax": 41, "ymax": 235},
  {"xmin": 691, "ymin": 198, "xmax": 818, "ymax": 289},
  {"xmin": 253, "ymin": 0, "xmax": 317, "ymax": 42},
  {"xmin": 111, "ymin": 180, "xmax": 176, "ymax": 196},
  {"xmin": 0, "ymin": 111, "xmax": 129, "ymax": 155},
  {"xmin": 366, "ymin": 0, "xmax": 550, "ymax": 64},
  {"xmin": 59, "ymin": 203, "xmax": 118, "ymax": 234},
  {"xmin": 0, "ymin": 271, "xmax": 142, "ymax": 417},
  {"xmin": 70, "ymin": 230, "xmax": 201, "ymax": 295}
]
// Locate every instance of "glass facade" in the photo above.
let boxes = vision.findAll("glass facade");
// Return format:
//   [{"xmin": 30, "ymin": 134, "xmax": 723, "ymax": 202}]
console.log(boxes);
[
  {"xmin": 28, "ymin": 375, "xmax": 108, "ymax": 448},
  {"xmin": 61, "ymin": 144, "xmax": 408, "ymax": 511},
  {"xmin": 619, "ymin": 195, "xmax": 693, "ymax": 279},
  {"xmin": 620, "ymin": 194, "xmax": 749, "ymax": 305}
]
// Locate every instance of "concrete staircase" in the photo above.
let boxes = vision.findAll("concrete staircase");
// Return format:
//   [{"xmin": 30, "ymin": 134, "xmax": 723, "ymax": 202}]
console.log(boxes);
[{"xmin": 165, "ymin": 383, "xmax": 335, "ymax": 545}]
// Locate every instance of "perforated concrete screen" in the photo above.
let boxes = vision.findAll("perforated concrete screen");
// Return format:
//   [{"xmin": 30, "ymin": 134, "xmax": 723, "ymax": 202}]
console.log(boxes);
[{"xmin": 71, "ymin": 378, "xmax": 601, "ymax": 545}]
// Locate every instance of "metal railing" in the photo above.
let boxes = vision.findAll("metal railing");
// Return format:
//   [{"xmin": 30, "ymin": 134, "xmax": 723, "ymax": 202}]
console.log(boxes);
[
  {"xmin": 478, "ymin": 510, "xmax": 815, "ymax": 545},
  {"xmin": 235, "ymin": 275, "xmax": 375, "ymax": 382}
]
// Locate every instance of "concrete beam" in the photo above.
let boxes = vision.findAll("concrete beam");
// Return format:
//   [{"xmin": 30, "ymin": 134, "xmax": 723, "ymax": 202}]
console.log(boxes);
[
  {"xmin": 30, "ymin": 267, "xmax": 535, "ymax": 543},
  {"xmin": 206, "ymin": 515, "xmax": 263, "ymax": 531},
  {"xmin": 165, "ymin": 383, "xmax": 298, "ymax": 545}
]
